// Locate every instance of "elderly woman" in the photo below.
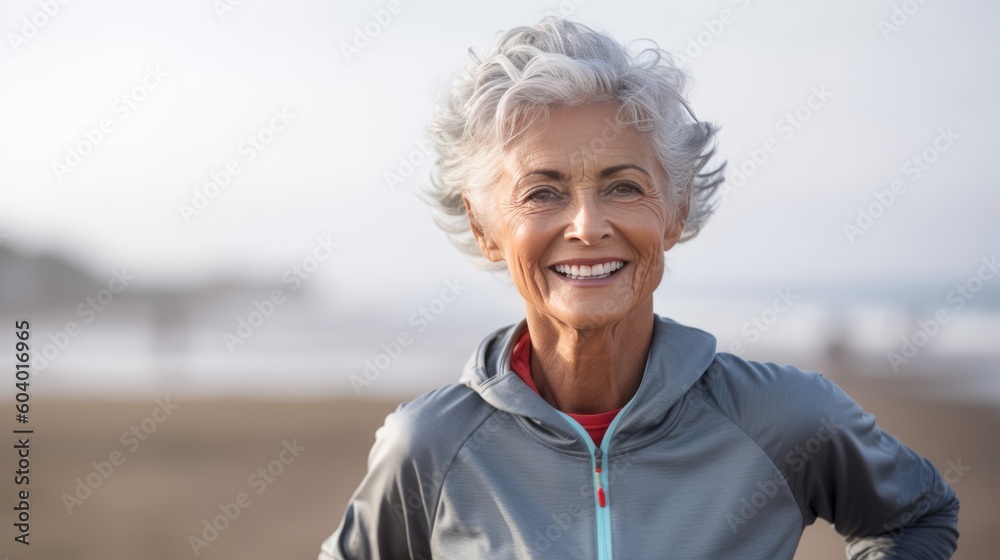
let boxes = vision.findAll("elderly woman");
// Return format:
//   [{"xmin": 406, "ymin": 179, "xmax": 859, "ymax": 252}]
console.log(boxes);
[{"xmin": 320, "ymin": 17, "xmax": 959, "ymax": 560}]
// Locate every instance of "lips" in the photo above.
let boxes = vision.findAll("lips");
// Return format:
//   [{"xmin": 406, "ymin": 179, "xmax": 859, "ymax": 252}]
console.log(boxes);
[{"xmin": 551, "ymin": 260, "xmax": 625, "ymax": 280}]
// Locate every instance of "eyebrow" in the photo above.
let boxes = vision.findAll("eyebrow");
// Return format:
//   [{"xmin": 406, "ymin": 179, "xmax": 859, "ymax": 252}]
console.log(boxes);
[
  {"xmin": 518, "ymin": 164, "xmax": 651, "ymax": 184},
  {"xmin": 520, "ymin": 169, "xmax": 565, "ymax": 182},
  {"xmin": 599, "ymin": 164, "xmax": 651, "ymax": 178}
]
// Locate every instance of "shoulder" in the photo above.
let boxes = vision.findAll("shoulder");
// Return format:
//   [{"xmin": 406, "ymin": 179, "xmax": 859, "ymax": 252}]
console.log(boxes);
[
  {"xmin": 371, "ymin": 383, "xmax": 497, "ymax": 471},
  {"xmin": 324, "ymin": 384, "xmax": 498, "ymax": 555},
  {"xmin": 696, "ymin": 352, "xmax": 866, "ymax": 461},
  {"xmin": 700, "ymin": 351, "xmax": 855, "ymax": 416}
]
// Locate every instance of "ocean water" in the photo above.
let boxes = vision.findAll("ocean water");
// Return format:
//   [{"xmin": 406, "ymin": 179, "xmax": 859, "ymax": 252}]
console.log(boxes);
[{"xmin": 11, "ymin": 293, "xmax": 1000, "ymax": 406}]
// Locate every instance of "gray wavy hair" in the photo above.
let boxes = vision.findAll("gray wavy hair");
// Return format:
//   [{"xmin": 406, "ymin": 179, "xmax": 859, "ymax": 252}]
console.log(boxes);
[{"xmin": 421, "ymin": 16, "xmax": 725, "ymax": 271}]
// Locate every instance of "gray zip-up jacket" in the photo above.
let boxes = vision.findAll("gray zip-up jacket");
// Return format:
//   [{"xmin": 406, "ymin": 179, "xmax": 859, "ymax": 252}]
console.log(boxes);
[{"xmin": 320, "ymin": 314, "xmax": 960, "ymax": 559}]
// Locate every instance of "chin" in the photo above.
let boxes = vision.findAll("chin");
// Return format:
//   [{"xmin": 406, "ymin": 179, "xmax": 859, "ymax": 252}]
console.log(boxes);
[{"xmin": 550, "ymin": 303, "xmax": 631, "ymax": 332}]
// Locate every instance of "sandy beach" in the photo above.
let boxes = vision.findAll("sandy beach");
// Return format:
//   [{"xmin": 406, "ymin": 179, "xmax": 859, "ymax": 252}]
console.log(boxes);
[{"xmin": 2, "ymin": 373, "xmax": 996, "ymax": 559}]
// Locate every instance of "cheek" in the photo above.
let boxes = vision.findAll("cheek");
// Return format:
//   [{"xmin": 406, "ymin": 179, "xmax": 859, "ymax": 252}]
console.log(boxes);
[
  {"xmin": 505, "ymin": 209, "xmax": 559, "ymax": 256},
  {"xmin": 615, "ymin": 204, "xmax": 669, "ymax": 286},
  {"xmin": 499, "ymin": 216, "xmax": 549, "ymax": 285},
  {"xmin": 617, "ymin": 202, "xmax": 669, "ymax": 251}
]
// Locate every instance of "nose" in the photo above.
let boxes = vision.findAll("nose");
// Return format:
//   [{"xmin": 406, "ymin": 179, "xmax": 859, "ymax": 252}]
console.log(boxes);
[{"xmin": 564, "ymin": 193, "xmax": 613, "ymax": 245}]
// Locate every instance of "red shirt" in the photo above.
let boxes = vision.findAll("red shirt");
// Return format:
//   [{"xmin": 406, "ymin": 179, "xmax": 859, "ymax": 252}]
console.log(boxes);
[{"xmin": 510, "ymin": 330, "xmax": 620, "ymax": 447}]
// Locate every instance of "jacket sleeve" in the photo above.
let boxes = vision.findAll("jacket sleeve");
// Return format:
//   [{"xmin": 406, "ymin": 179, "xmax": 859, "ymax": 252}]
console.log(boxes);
[
  {"xmin": 318, "ymin": 384, "xmax": 484, "ymax": 560},
  {"xmin": 798, "ymin": 383, "xmax": 961, "ymax": 559},
  {"xmin": 318, "ymin": 402, "xmax": 437, "ymax": 560},
  {"xmin": 708, "ymin": 355, "xmax": 960, "ymax": 559}
]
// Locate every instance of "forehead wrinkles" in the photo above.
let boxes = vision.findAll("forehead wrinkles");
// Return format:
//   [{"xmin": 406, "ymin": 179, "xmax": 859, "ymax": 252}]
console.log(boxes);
[
  {"xmin": 510, "ymin": 141, "xmax": 648, "ymax": 184},
  {"xmin": 504, "ymin": 108, "xmax": 659, "ymax": 185}
]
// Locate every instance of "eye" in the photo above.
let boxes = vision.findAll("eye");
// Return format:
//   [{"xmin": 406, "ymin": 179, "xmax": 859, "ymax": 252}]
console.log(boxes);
[
  {"xmin": 525, "ymin": 187, "xmax": 560, "ymax": 202},
  {"xmin": 608, "ymin": 181, "xmax": 643, "ymax": 196}
]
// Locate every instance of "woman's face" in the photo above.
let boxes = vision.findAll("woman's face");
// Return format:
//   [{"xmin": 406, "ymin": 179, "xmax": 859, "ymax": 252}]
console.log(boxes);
[{"xmin": 466, "ymin": 103, "xmax": 687, "ymax": 330}]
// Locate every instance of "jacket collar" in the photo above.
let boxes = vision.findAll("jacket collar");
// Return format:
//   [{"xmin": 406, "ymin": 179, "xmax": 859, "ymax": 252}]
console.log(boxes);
[{"xmin": 459, "ymin": 313, "xmax": 718, "ymax": 451}]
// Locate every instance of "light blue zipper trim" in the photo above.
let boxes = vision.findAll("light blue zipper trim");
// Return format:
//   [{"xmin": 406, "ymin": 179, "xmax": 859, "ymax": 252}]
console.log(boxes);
[
  {"xmin": 557, "ymin": 413, "xmax": 608, "ymax": 559},
  {"xmin": 558, "ymin": 396, "xmax": 636, "ymax": 560}
]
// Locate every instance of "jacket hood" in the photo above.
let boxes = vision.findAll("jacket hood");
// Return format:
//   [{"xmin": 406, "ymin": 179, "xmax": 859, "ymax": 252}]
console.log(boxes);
[{"xmin": 458, "ymin": 313, "xmax": 718, "ymax": 451}]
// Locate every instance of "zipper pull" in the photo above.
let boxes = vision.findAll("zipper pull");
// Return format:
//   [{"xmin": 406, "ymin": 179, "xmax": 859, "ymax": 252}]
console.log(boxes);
[{"xmin": 594, "ymin": 447, "xmax": 606, "ymax": 508}]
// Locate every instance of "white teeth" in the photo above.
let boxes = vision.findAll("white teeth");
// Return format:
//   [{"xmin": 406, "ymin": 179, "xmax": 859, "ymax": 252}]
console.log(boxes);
[{"xmin": 553, "ymin": 261, "xmax": 624, "ymax": 279}]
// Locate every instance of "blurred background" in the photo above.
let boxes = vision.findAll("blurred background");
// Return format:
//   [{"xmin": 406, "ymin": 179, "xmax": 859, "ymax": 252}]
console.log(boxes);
[{"xmin": 0, "ymin": 0, "xmax": 997, "ymax": 558}]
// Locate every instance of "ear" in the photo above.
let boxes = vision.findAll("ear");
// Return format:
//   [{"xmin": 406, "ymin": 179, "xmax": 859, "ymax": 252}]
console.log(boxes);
[
  {"xmin": 462, "ymin": 195, "xmax": 504, "ymax": 262},
  {"xmin": 663, "ymin": 195, "xmax": 690, "ymax": 252}
]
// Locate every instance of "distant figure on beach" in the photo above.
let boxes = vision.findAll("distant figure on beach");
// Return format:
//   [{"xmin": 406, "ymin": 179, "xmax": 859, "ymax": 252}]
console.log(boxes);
[{"xmin": 319, "ymin": 17, "xmax": 959, "ymax": 559}]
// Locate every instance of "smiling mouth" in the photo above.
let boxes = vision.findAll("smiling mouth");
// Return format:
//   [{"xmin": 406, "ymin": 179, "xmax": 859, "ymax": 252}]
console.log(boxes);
[{"xmin": 551, "ymin": 260, "xmax": 626, "ymax": 280}]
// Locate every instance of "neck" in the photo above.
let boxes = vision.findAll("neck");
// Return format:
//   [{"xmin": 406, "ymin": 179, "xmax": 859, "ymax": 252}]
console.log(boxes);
[{"xmin": 524, "ymin": 299, "xmax": 655, "ymax": 414}]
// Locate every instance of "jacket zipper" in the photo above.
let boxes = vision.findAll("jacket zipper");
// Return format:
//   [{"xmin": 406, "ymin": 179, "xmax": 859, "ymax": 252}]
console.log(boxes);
[
  {"xmin": 594, "ymin": 447, "xmax": 607, "ymax": 508},
  {"xmin": 557, "ymin": 413, "xmax": 619, "ymax": 560},
  {"xmin": 594, "ymin": 446, "xmax": 612, "ymax": 559}
]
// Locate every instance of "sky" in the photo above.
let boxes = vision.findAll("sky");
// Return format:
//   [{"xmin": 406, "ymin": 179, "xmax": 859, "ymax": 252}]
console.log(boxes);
[{"xmin": 1, "ymin": 0, "xmax": 998, "ymax": 313}]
